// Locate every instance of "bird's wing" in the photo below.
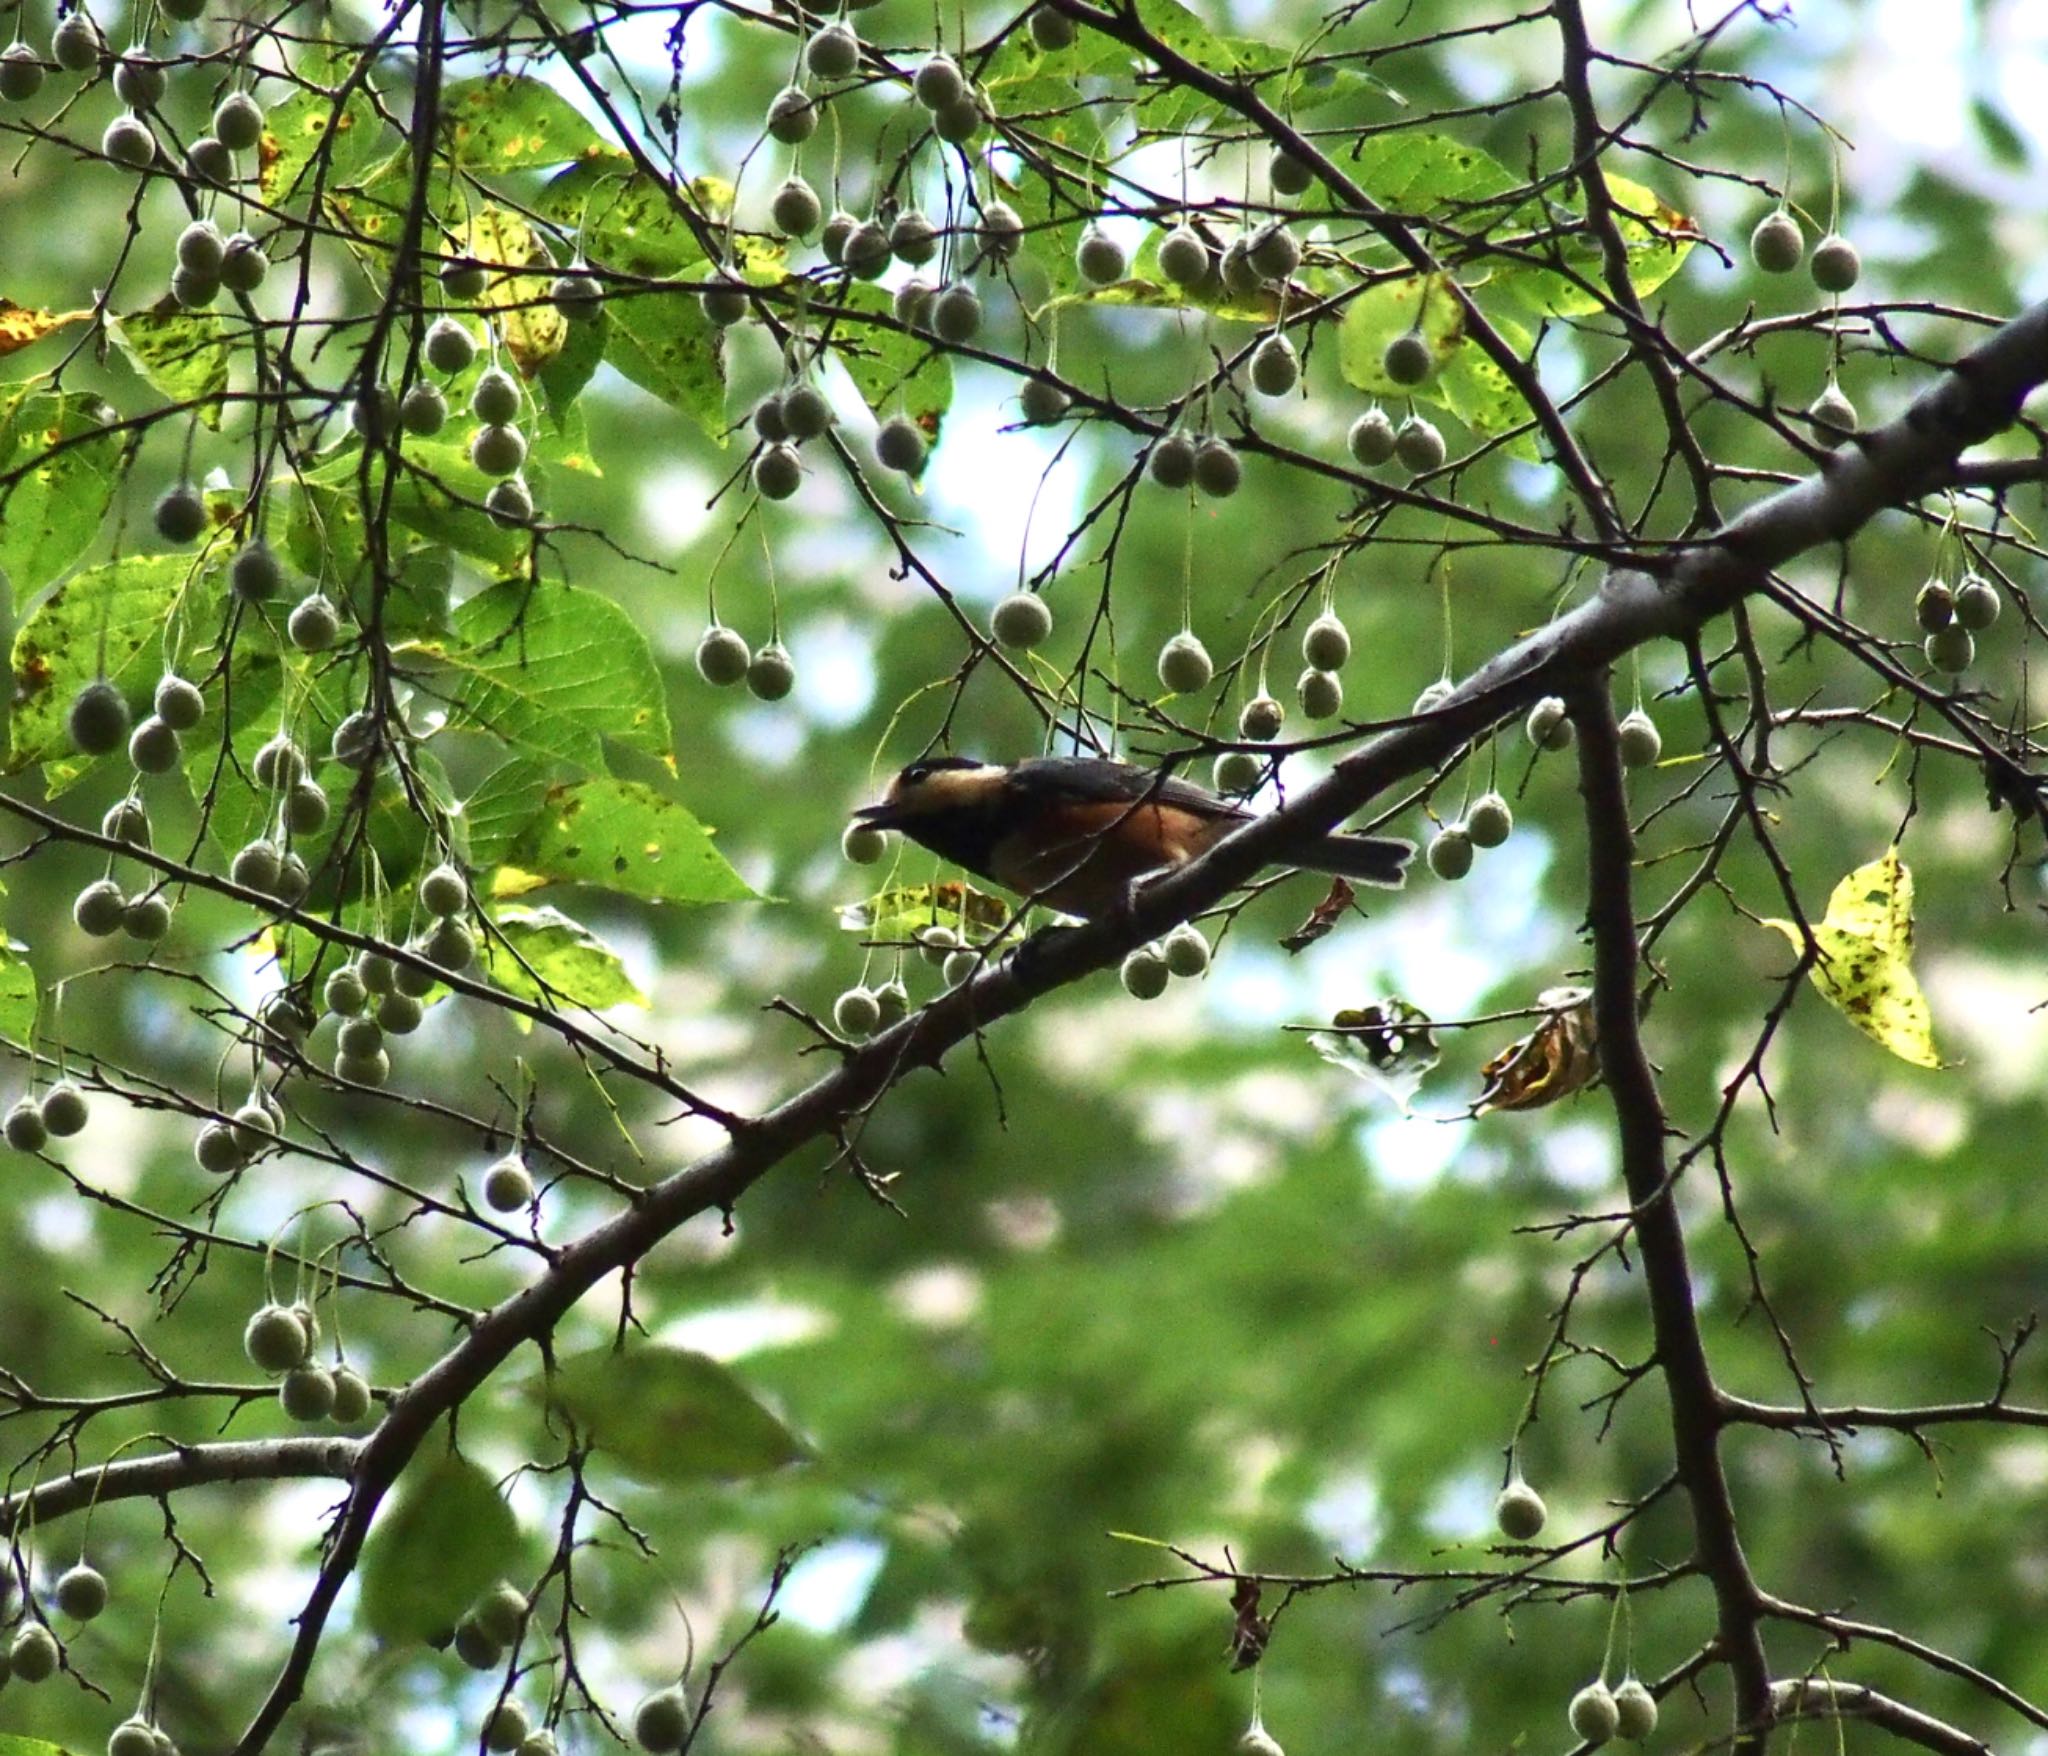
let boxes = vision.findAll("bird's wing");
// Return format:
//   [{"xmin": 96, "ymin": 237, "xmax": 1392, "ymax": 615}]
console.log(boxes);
[{"xmin": 1009, "ymin": 757, "xmax": 1247, "ymax": 823}]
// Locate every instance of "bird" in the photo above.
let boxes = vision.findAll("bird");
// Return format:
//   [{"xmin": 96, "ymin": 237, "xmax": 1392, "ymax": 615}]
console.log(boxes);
[{"xmin": 852, "ymin": 754, "xmax": 1412, "ymax": 920}]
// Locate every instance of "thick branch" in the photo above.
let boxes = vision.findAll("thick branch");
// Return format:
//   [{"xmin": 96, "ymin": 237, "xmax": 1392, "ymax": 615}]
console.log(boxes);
[
  {"xmin": 0, "ymin": 1439, "xmax": 362, "ymax": 1535},
  {"xmin": 1771, "ymin": 1679, "xmax": 1992, "ymax": 1756}
]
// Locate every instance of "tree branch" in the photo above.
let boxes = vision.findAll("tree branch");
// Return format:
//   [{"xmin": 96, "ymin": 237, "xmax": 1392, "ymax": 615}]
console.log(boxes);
[{"xmin": 0, "ymin": 1439, "xmax": 362, "ymax": 1535}]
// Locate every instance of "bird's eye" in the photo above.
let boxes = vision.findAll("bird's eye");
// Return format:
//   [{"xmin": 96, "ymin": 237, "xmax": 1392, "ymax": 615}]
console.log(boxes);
[{"xmin": 904, "ymin": 762, "xmax": 931, "ymax": 785}]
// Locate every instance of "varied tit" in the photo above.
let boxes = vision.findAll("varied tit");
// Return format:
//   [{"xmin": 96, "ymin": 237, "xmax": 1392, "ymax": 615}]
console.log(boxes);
[{"xmin": 853, "ymin": 755, "xmax": 1412, "ymax": 920}]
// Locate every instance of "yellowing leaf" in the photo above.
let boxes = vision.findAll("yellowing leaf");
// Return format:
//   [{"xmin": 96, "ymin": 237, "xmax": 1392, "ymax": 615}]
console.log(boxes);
[
  {"xmin": 0, "ymin": 300, "xmax": 91, "ymax": 358},
  {"xmin": 464, "ymin": 207, "xmax": 568, "ymax": 377},
  {"xmin": 1475, "ymin": 986, "xmax": 1599, "ymax": 1113},
  {"xmin": 1763, "ymin": 849, "xmax": 1940, "ymax": 1069}
]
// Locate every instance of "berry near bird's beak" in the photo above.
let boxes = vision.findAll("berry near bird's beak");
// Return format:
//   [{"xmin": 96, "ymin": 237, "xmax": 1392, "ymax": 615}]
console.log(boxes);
[{"xmin": 852, "ymin": 800, "xmax": 901, "ymax": 826}]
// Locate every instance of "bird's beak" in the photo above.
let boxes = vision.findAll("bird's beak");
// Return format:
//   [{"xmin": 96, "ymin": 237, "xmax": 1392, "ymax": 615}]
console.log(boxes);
[{"xmin": 853, "ymin": 800, "xmax": 901, "ymax": 827}]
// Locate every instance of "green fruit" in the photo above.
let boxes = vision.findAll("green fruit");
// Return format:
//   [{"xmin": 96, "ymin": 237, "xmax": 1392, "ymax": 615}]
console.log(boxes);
[
  {"xmin": 486, "ymin": 478, "xmax": 534, "ymax": 527},
  {"xmin": 551, "ymin": 271, "xmax": 602, "ymax": 320},
  {"xmin": 471, "ymin": 367, "xmax": 520, "ymax": 424},
  {"xmin": 1297, "ymin": 667, "xmax": 1343, "ymax": 721},
  {"xmin": 231, "ymin": 539, "xmax": 284, "ymax": 602},
  {"xmin": 283, "ymin": 780, "xmax": 327, "ymax": 834},
  {"xmin": 1018, "ymin": 376, "xmax": 1070, "ymax": 425},
  {"xmin": 337, "ymin": 1016, "xmax": 384, "ymax": 1057},
  {"xmin": 875, "ymin": 415, "xmax": 926, "ymax": 473},
  {"xmin": 1269, "ymin": 148, "xmax": 1313, "ymax": 195},
  {"xmin": 356, "ymin": 952, "xmax": 396, "ymax": 994},
  {"xmin": 873, "ymin": 979, "xmax": 911, "ymax": 1025},
  {"xmin": 770, "ymin": 176, "xmax": 822, "ymax": 238},
  {"xmin": 1238, "ymin": 1729, "xmax": 1284, "ymax": 1756},
  {"xmin": 484, "ymin": 1701, "xmax": 531, "ymax": 1752},
  {"xmin": 74, "ymin": 878, "xmax": 127, "ymax": 936},
  {"xmin": 1382, "ymin": 329, "xmax": 1432, "ymax": 385},
  {"xmin": 978, "ymin": 200, "xmax": 1023, "ymax": 261},
  {"xmin": 50, "ymin": 12, "xmax": 100, "ymax": 73},
  {"xmin": 1612, "ymin": 1680, "xmax": 1657, "ymax": 1741},
  {"xmin": 695, "ymin": 626, "xmax": 750, "ymax": 687},
  {"xmin": 69, "ymin": 679, "xmax": 131, "ymax": 754},
  {"xmin": 484, "ymin": 1155, "xmax": 534, "ymax": 1212},
  {"xmin": 1028, "ymin": 6, "xmax": 1075, "ymax": 48},
  {"xmin": 892, "ymin": 277, "xmax": 934, "ymax": 328},
  {"xmin": 842, "ymin": 222, "xmax": 891, "ymax": 279},
  {"xmin": 931, "ymin": 93, "xmax": 981, "ymax": 142},
  {"xmin": 441, "ymin": 256, "xmax": 488, "ymax": 299},
  {"xmin": 1192, "ymin": 437, "xmax": 1241, "ymax": 498},
  {"xmin": 41, "ymin": 1081, "xmax": 89, "ymax": 1136},
  {"xmin": 1119, "ymin": 948, "xmax": 1169, "ymax": 1000},
  {"xmin": 1249, "ymin": 333, "xmax": 1298, "ymax": 396},
  {"xmin": 1394, "ymin": 415, "xmax": 1446, "ymax": 472},
  {"xmin": 1569, "ymin": 1682, "xmax": 1620, "ymax": 1744},
  {"xmin": 842, "ymin": 822, "xmax": 888, "ymax": 864},
  {"xmin": 1953, "ymin": 573, "xmax": 2000, "ymax": 629},
  {"xmin": 1750, "ymin": 208, "xmax": 1803, "ymax": 273},
  {"xmin": 473, "ymin": 1582, "xmax": 528, "ymax": 1646},
  {"xmin": 252, "ymin": 734, "xmax": 304, "ymax": 788},
  {"xmin": 9, "ymin": 1622, "xmax": 58, "ymax": 1682},
  {"xmin": 1808, "ymin": 383, "xmax": 1856, "ymax": 445},
  {"xmin": 110, "ymin": 889, "xmax": 162, "ymax": 939},
  {"xmin": 469, "ymin": 423, "xmax": 527, "ymax": 478},
  {"xmin": 763, "ymin": 84, "xmax": 816, "ymax": 143},
  {"xmin": 329, "ymin": 1365, "xmax": 372, "ymax": 1424},
  {"xmin": 452, "ymin": 1618, "xmax": 502, "ymax": 1671},
  {"xmin": 280, "ymin": 1365, "xmax": 336, "ymax": 1422},
  {"xmin": 1412, "ymin": 679, "xmax": 1453, "ymax": 714},
  {"xmin": 102, "ymin": 112, "xmax": 155, "ymax": 164},
  {"xmin": 335, "ymin": 1047, "xmax": 391, "ymax": 1087},
  {"xmin": 393, "ymin": 953, "xmax": 438, "ymax": 996},
  {"xmin": 0, "ymin": 40, "xmax": 46, "ymax": 97},
  {"xmin": 1239, "ymin": 694, "xmax": 1284, "ymax": 741},
  {"xmin": 1220, "ymin": 237, "xmax": 1262, "ymax": 295},
  {"xmin": 288, "ymin": 592, "xmax": 342, "ymax": 651},
  {"xmin": 103, "ymin": 798, "xmax": 152, "ymax": 845},
  {"xmin": 1427, "ymin": 826, "xmax": 1473, "ymax": 880},
  {"xmin": 230, "ymin": 837, "xmax": 282, "ymax": 892},
  {"xmin": 230, "ymin": 1099, "xmax": 278, "ymax": 1155},
  {"xmin": 889, "ymin": 209, "xmax": 938, "ymax": 265},
  {"xmin": 376, "ymin": 992, "xmax": 423, "ymax": 1036},
  {"xmin": 154, "ymin": 674, "xmax": 204, "ymax": 729},
  {"xmin": 5, "ymin": 1096, "xmax": 49, "ymax": 1151},
  {"xmin": 423, "ymin": 316, "xmax": 475, "ymax": 373},
  {"xmin": 746, "ymin": 642, "xmax": 796, "ymax": 701},
  {"xmin": 633, "ymin": 1688, "xmax": 689, "ymax": 1753},
  {"xmin": 112, "ymin": 55, "xmax": 164, "ymax": 107},
  {"xmin": 1914, "ymin": 579, "xmax": 1953, "ymax": 630},
  {"xmin": 1617, "ymin": 709, "xmax": 1662, "ymax": 768},
  {"xmin": 911, "ymin": 53, "xmax": 964, "ymax": 109},
  {"xmin": 1925, "ymin": 624, "xmax": 1974, "ymax": 674},
  {"xmin": 276, "ymin": 850, "xmax": 308, "ymax": 906},
  {"xmin": 1161, "ymin": 925, "xmax": 1210, "ymax": 977},
  {"xmin": 804, "ymin": 22, "xmax": 859, "ymax": 78},
  {"xmin": 331, "ymin": 710, "xmax": 379, "ymax": 768},
  {"xmin": 399, "ymin": 381, "xmax": 447, "ymax": 436},
  {"xmin": 194, "ymin": 1119, "xmax": 245, "ymax": 1174},
  {"xmin": 110, "ymin": 1719, "xmax": 157, "ymax": 1756},
  {"xmin": 1147, "ymin": 432, "xmax": 1196, "ymax": 488},
  {"xmin": 1156, "ymin": 225, "xmax": 1209, "ymax": 286},
  {"xmin": 1157, "ymin": 631, "xmax": 1213, "ymax": 694},
  {"xmin": 1809, "ymin": 232, "xmax": 1860, "ymax": 293},
  {"xmin": 1245, "ymin": 220, "xmax": 1300, "ymax": 280},
  {"xmin": 1465, "ymin": 792, "xmax": 1513, "ymax": 848},
  {"xmin": 419, "ymin": 862, "xmax": 466, "ymax": 916},
  {"xmin": 213, "ymin": 91, "xmax": 263, "ymax": 150},
  {"xmin": 1493, "ymin": 1479, "xmax": 1546, "ymax": 1539},
  {"xmin": 991, "ymin": 592, "xmax": 1053, "ymax": 650},
  {"xmin": 170, "ymin": 266, "xmax": 219, "ymax": 309},
  {"xmin": 833, "ymin": 987, "xmax": 881, "ymax": 1039},
  {"xmin": 219, "ymin": 235, "xmax": 268, "ymax": 293},
  {"xmin": 1075, "ymin": 224, "xmax": 1126, "ymax": 285},
  {"xmin": 154, "ymin": 483, "xmax": 206, "ymax": 543},
  {"xmin": 930, "ymin": 282, "xmax": 982, "ymax": 345},
  {"xmin": 259, "ymin": 992, "xmax": 315, "ymax": 1045},
  {"xmin": 1212, "ymin": 751, "xmax": 1260, "ymax": 795},
  {"xmin": 176, "ymin": 220, "xmax": 225, "ymax": 274},
  {"xmin": 780, "ymin": 383, "xmax": 833, "ymax": 440},
  {"xmin": 1526, "ymin": 695, "xmax": 1573, "ymax": 750},
  {"xmin": 54, "ymin": 1562, "xmax": 108, "ymax": 1620},
  {"xmin": 185, "ymin": 136, "xmax": 231, "ymax": 182},
  {"xmin": 942, "ymin": 947, "xmax": 979, "ymax": 986},
  {"xmin": 700, "ymin": 269, "xmax": 749, "ymax": 324},
  {"xmin": 752, "ymin": 444, "xmax": 802, "ymax": 502},
  {"xmin": 915, "ymin": 924, "xmax": 959, "ymax": 966},
  {"xmin": 244, "ymin": 1303, "xmax": 310, "ymax": 1372},
  {"xmin": 1301, "ymin": 613, "xmax": 1349, "ymax": 671},
  {"xmin": 324, "ymin": 966, "xmax": 368, "ymax": 1016}
]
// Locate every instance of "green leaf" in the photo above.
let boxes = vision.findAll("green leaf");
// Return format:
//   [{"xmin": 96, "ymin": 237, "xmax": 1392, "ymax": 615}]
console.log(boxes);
[
  {"xmin": 462, "ymin": 757, "xmax": 552, "ymax": 870},
  {"xmin": 1493, "ymin": 172, "xmax": 1696, "ymax": 318},
  {"xmin": 829, "ymin": 283, "xmax": 952, "ymax": 454},
  {"xmin": 259, "ymin": 48, "xmax": 386, "ymax": 210},
  {"xmin": 482, "ymin": 904, "xmax": 647, "ymax": 1011},
  {"xmin": 0, "ymin": 1737, "xmax": 73, "ymax": 1756},
  {"xmin": 1349, "ymin": 130, "xmax": 1523, "ymax": 219},
  {"xmin": 1763, "ymin": 848, "xmax": 1941, "ymax": 1069},
  {"xmin": 0, "ymin": 928, "xmax": 38, "ymax": 1043},
  {"xmin": 0, "ymin": 388, "xmax": 119, "ymax": 598},
  {"xmin": 491, "ymin": 777, "xmax": 758, "ymax": 906},
  {"xmin": 111, "ymin": 299, "xmax": 231, "ymax": 428},
  {"xmin": 426, "ymin": 576, "xmax": 670, "ymax": 770},
  {"xmin": 1335, "ymin": 270, "xmax": 1464, "ymax": 397},
  {"xmin": 8, "ymin": 553, "xmax": 206, "ymax": 777},
  {"xmin": 297, "ymin": 439, "xmax": 529, "ymax": 574},
  {"xmin": 533, "ymin": 1345, "xmax": 811, "ymax": 1483},
  {"xmin": 441, "ymin": 74, "xmax": 606, "ymax": 172},
  {"xmin": 537, "ymin": 311, "xmax": 605, "ymax": 430},
  {"xmin": 1438, "ymin": 307, "xmax": 1535, "ymax": 440},
  {"xmin": 359, "ymin": 1450, "xmax": 519, "ymax": 1642},
  {"xmin": 602, "ymin": 289, "xmax": 727, "ymax": 439},
  {"xmin": 837, "ymin": 880, "xmax": 1011, "ymax": 945}
]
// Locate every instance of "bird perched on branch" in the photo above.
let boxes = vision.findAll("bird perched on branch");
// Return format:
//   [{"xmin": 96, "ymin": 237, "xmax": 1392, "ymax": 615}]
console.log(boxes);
[{"xmin": 853, "ymin": 755, "xmax": 1412, "ymax": 920}]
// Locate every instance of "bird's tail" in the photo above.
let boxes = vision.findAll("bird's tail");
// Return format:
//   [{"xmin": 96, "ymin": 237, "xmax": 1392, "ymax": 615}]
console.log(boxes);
[{"xmin": 1286, "ymin": 832, "xmax": 1414, "ymax": 888}]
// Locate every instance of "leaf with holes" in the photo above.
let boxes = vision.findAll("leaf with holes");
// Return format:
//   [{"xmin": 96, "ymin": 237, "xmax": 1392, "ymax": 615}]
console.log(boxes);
[
  {"xmin": 112, "ymin": 299, "xmax": 232, "ymax": 428},
  {"xmin": 482, "ymin": 904, "xmax": 647, "ymax": 1012},
  {"xmin": 442, "ymin": 74, "xmax": 606, "ymax": 171},
  {"xmin": 490, "ymin": 777, "xmax": 757, "ymax": 906}
]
